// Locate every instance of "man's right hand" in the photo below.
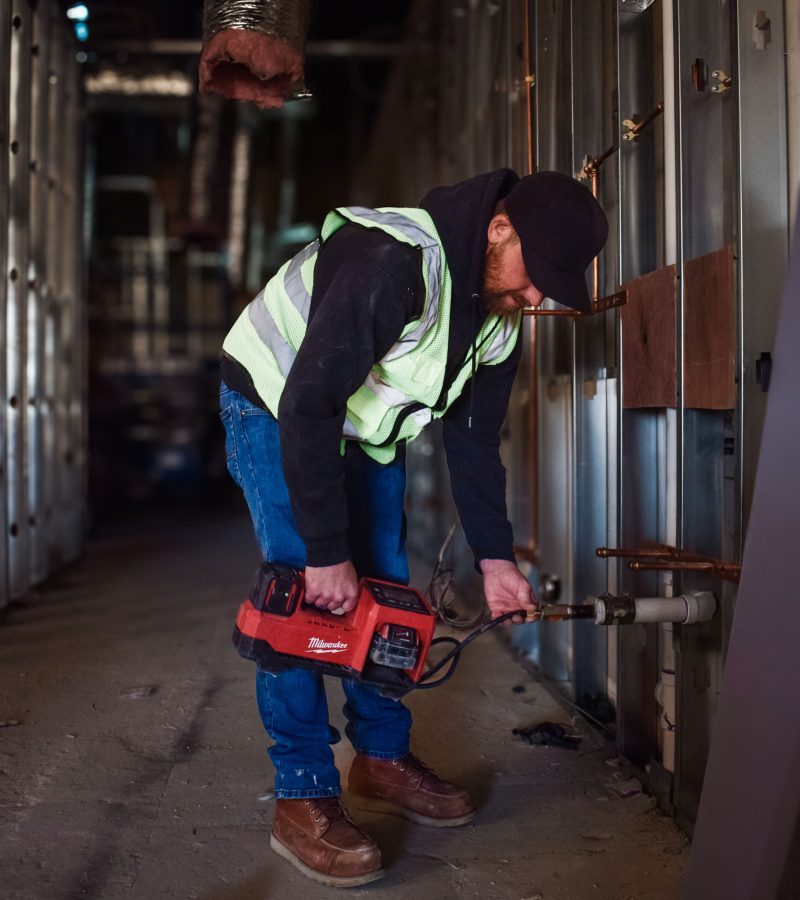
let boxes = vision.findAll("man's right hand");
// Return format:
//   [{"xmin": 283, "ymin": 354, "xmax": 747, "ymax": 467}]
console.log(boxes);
[{"xmin": 304, "ymin": 561, "xmax": 359, "ymax": 613}]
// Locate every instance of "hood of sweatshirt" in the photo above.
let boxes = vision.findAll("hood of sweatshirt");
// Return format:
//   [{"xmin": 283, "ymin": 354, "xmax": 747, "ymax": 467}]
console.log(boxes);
[{"xmin": 419, "ymin": 168, "xmax": 520, "ymax": 307}]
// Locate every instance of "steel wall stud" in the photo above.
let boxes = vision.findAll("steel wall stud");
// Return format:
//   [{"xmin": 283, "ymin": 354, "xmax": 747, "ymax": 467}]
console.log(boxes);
[
  {"xmin": 27, "ymin": 1, "xmax": 50, "ymax": 584},
  {"xmin": 0, "ymin": 0, "xmax": 12, "ymax": 610},
  {"xmin": 6, "ymin": 0, "xmax": 33, "ymax": 599}
]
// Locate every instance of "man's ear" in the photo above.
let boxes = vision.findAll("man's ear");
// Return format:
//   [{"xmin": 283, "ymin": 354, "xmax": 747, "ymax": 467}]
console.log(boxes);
[{"xmin": 487, "ymin": 213, "xmax": 515, "ymax": 247}]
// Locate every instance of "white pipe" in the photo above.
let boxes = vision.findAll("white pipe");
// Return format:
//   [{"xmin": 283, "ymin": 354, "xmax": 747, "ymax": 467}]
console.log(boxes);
[
  {"xmin": 654, "ymin": 644, "xmax": 676, "ymax": 772},
  {"xmin": 592, "ymin": 592, "xmax": 716, "ymax": 625},
  {"xmin": 633, "ymin": 593, "xmax": 716, "ymax": 624},
  {"xmin": 632, "ymin": 597, "xmax": 687, "ymax": 623}
]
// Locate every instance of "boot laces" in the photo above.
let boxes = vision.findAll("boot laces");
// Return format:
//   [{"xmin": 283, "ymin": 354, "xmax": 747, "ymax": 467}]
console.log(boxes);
[
  {"xmin": 306, "ymin": 796, "xmax": 348, "ymax": 824},
  {"xmin": 392, "ymin": 753, "xmax": 437, "ymax": 779}
]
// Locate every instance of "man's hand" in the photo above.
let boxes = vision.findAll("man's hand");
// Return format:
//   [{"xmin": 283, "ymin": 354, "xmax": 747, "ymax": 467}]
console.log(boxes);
[
  {"xmin": 479, "ymin": 559, "xmax": 538, "ymax": 624},
  {"xmin": 305, "ymin": 561, "xmax": 359, "ymax": 614}
]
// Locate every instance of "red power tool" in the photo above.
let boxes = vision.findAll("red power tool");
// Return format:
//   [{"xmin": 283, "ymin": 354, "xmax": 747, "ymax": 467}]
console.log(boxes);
[
  {"xmin": 233, "ymin": 563, "xmax": 526, "ymax": 697},
  {"xmin": 233, "ymin": 563, "xmax": 438, "ymax": 697}
]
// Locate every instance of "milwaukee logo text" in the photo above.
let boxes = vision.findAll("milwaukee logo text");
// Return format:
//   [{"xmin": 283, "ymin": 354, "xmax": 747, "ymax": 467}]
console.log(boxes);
[{"xmin": 307, "ymin": 637, "xmax": 348, "ymax": 654}]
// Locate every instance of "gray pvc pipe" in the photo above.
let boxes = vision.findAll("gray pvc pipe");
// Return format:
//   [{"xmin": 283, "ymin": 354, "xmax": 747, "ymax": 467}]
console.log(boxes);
[{"xmin": 634, "ymin": 592, "xmax": 716, "ymax": 624}]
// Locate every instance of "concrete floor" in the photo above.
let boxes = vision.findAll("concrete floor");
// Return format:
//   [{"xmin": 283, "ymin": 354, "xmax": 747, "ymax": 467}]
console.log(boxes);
[{"xmin": 0, "ymin": 505, "xmax": 688, "ymax": 900}]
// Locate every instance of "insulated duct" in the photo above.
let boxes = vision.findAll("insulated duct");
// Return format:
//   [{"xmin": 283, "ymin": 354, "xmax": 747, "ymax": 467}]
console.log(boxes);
[{"xmin": 199, "ymin": 0, "xmax": 311, "ymax": 109}]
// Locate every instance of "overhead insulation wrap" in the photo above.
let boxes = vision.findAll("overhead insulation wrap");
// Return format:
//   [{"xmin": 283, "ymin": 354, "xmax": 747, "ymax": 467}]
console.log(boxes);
[{"xmin": 199, "ymin": 0, "xmax": 311, "ymax": 109}]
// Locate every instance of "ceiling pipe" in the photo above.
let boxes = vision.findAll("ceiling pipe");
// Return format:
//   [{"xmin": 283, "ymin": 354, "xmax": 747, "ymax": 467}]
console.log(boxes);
[{"xmin": 199, "ymin": 0, "xmax": 312, "ymax": 109}]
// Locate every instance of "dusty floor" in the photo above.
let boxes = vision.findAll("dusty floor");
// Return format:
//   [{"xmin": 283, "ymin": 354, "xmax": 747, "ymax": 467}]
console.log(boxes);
[{"xmin": 0, "ymin": 505, "xmax": 689, "ymax": 900}]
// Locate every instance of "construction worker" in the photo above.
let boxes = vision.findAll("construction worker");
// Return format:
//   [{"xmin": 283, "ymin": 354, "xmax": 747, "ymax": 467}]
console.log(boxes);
[{"xmin": 219, "ymin": 169, "xmax": 608, "ymax": 887}]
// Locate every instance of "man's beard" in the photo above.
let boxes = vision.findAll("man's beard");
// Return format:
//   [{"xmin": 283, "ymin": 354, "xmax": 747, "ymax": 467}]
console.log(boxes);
[{"xmin": 482, "ymin": 241, "xmax": 523, "ymax": 317}]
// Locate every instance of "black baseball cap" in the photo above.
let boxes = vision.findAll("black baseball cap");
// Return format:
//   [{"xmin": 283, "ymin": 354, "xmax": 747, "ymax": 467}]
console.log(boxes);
[{"xmin": 504, "ymin": 171, "xmax": 609, "ymax": 313}]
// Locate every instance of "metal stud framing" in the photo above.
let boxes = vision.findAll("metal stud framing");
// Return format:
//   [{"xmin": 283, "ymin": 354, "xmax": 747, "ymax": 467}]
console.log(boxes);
[
  {"xmin": 364, "ymin": 0, "xmax": 793, "ymax": 834},
  {"xmin": 1, "ymin": 0, "xmax": 85, "ymax": 609},
  {"xmin": 0, "ymin": 0, "xmax": 12, "ymax": 606}
]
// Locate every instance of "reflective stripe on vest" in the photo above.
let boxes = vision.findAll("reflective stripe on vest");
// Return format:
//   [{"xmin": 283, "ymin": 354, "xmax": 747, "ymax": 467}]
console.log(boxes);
[{"xmin": 222, "ymin": 206, "xmax": 521, "ymax": 463}]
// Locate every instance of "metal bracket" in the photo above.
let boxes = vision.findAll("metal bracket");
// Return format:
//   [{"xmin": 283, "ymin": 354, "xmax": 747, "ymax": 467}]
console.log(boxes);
[
  {"xmin": 711, "ymin": 70, "xmax": 733, "ymax": 94},
  {"xmin": 622, "ymin": 101, "xmax": 664, "ymax": 141}
]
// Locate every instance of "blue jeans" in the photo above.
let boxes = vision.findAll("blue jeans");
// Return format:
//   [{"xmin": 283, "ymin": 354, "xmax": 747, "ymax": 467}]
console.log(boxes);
[{"xmin": 219, "ymin": 383, "xmax": 412, "ymax": 798}]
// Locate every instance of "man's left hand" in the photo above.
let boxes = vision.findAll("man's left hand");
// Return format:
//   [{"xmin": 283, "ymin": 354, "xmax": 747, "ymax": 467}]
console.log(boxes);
[{"xmin": 479, "ymin": 559, "xmax": 538, "ymax": 624}]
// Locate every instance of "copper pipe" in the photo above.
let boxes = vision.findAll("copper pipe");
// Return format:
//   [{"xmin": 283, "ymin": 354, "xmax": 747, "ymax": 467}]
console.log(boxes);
[
  {"xmin": 625, "ymin": 100, "xmax": 665, "ymax": 138},
  {"xmin": 514, "ymin": 543, "xmax": 539, "ymax": 563},
  {"xmin": 579, "ymin": 101, "xmax": 663, "ymax": 303},
  {"xmin": 597, "ymin": 546, "xmax": 675, "ymax": 559},
  {"xmin": 521, "ymin": 0, "xmax": 538, "ymax": 564},
  {"xmin": 596, "ymin": 544, "xmax": 741, "ymax": 583},
  {"xmin": 581, "ymin": 145, "xmax": 618, "ymax": 301},
  {"xmin": 592, "ymin": 168, "xmax": 600, "ymax": 299},
  {"xmin": 628, "ymin": 560, "xmax": 741, "ymax": 584},
  {"xmin": 522, "ymin": 289, "xmax": 627, "ymax": 318},
  {"xmin": 523, "ymin": 0, "xmax": 534, "ymax": 176},
  {"xmin": 523, "ymin": 308, "xmax": 580, "ymax": 317}
]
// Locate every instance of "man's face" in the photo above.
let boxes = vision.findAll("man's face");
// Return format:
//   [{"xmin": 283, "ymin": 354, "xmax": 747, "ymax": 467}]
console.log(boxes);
[{"xmin": 482, "ymin": 215, "xmax": 544, "ymax": 316}]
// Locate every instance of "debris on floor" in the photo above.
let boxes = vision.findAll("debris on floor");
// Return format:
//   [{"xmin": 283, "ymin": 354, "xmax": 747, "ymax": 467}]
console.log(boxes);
[
  {"xmin": 512, "ymin": 721, "xmax": 582, "ymax": 749},
  {"xmin": 0, "ymin": 718, "xmax": 22, "ymax": 727},
  {"xmin": 119, "ymin": 685, "xmax": 159, "ymax": 700},
  {"xmin": 607, "ymin": 775, "xmax": 644, "ymax": 798}
]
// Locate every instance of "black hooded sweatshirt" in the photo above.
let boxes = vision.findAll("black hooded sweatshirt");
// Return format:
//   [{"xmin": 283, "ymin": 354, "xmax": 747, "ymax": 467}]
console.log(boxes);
[{"xmin": 221, "ymin": 168, "xmax": 522, "ymax": 568}]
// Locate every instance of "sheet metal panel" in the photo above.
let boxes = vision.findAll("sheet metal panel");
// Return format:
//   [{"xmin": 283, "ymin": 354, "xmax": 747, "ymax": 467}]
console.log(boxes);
[
  {"xmin": 533, "ymin": 0, "xmax": 572, "ymax": 174},
  {"xmin": 570, "ymin": 0, "xmax": 618, "ymax": 701},
  {"xmin": 736, "ymin": 0, "xmax": 788, "ymax": 536},
  {"xmin": 45, "ymin": 27, "xmax": 66, "ymax": 567},
  {"xmin": 41, "ymin": 8, "xmax": 62, "ymax": 573},
  {"xmin": 537, "ymin": 374, "xmax": 572, "ymax": 682},
  {"xmin": 0, "ymin": 0, "xmax": 11, "ymax": 609},
  {"xmin": 573, "ymin": 373, "xmax": 612, "ymax": 698},
  {"xmin": 6, "ymin": 1, "xmax": 33, "ymax": 599},
  {"xmin": 673, "ymin": 0, "xmax": 738, "ymax": 835},
  {"xmin": 506, "ymin": 0, "xmax": 530, "ymax": 177},
  {"xmin": 532, "ymin": 0, "xmax": 575, "ymax": 685},
  {"xmin": 675, "ymin": 410, "xmax": 727, "ymax": 830},
  {"xmin": 616, "ymin": 2, "xmax": 662, "ymax": 765},
  {"xmin": 617, "ymin": 6, "xmax": 660, "ymax": 280},
  {"xmin": 62, "ymin": 58, "xmax": 83, "ymax": 561},
  {"xmin": 617, "ymin": 411, "xmax": 661, "ymax": 764}
]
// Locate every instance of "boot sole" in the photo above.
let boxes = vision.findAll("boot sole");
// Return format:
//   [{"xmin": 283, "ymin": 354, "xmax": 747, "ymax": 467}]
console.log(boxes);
[
  {"xmin": 351, "ymin": 795, "xmax": 477, "ymax": 828},
  {"xmin": 270, "ymin": 833, "xmax": 385, "ymax": 888}
]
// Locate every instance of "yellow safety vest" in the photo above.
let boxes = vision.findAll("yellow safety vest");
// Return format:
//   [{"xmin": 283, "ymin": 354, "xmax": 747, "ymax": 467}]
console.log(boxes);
[{"xmin": 222, "ymin": 206, "xmax": 521, "ymax": 462}]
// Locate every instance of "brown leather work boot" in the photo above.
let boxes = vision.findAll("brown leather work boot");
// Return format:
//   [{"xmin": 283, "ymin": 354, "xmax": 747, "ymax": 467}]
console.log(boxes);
[
  {"xmin": 270, "ymin": 796, "xmax": 384, "ymax": 887},
  {"xmin": 348, "ymin": 753, "xmax": 476, "ymax": 827}
]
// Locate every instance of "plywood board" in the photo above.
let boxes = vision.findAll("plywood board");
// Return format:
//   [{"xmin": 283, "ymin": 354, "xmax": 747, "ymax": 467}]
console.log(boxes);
[
  {"xmin": 621, "ymin": 265, "xmax": 677, "ymax": 409},
  {"xmin": 684, "ymin": 246, "xmax": 736, "ymax": 410}
]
